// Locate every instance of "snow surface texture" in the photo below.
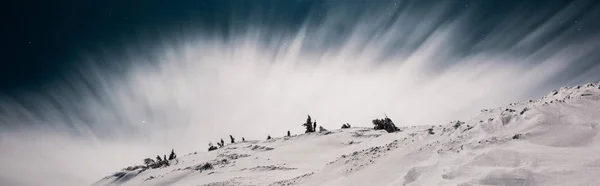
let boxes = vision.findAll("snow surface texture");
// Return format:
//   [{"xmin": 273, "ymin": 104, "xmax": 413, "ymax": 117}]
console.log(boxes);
[{"xmin": 94, "ymin": 82, "xmax": 600, "ymax": 186}]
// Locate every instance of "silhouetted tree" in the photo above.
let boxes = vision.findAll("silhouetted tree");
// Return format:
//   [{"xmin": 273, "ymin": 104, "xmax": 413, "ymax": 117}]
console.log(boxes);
[
  {"xmin": 267, "ymin": 135, "xmax": 272, "ymax": 140},
  {"xmin": 156, "ymin": 155, "xmax": 162, "ymax": 162},
  {"xmin": 287, "ymin": 131, "xmax": 291, "ymax": 137},
  {"xmin": 217, "ymin": 142, "xmax": 223, "ymax": 148},
  {"xmin": 229, "ymin": 135, "xmax": 235, "ymax": 144},
  {"xmin": 313, "ymin": 121, "xmax": 317, "ymax": 132},
  {"xmin": 220, "ymin": 138, "xmax": 225, "ymax": 146},
  {"xmin": 242, "ymin": 137, "xmax": 245, "ymax": 142},
  {"xmin": 168, "ymin": 149, "xmax": 177, "ymax": 160},
  {"xmin": 302, "ymin": 114, "xmax": 315, "ymax": 133},
  {"xmin": 160, "ymin": 154, "xmax": 169, "ymax": 166}
]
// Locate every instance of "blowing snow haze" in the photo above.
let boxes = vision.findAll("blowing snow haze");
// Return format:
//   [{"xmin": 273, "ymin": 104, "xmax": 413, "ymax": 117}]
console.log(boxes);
[{"xmin": 1, "ymin": 0, "xmax": 600, "ymax": 185}]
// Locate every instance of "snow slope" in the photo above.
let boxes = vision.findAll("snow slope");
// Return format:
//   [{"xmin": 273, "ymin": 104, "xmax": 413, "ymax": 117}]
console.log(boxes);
[{"xmin": 94, "ymin": 82, "xmax": 600, "ymax": 186}]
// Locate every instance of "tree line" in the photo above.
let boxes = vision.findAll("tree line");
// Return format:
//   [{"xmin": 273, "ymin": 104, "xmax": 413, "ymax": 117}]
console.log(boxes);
[{"xmin": 136, "ymin": 114, "xmax": 400, "ymax": 170}]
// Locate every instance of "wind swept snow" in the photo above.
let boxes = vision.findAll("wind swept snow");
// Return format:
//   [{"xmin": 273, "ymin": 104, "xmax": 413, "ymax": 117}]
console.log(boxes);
[{"xmin": 95, "ymin": 82, "xmax": 600, "ymax": 186}]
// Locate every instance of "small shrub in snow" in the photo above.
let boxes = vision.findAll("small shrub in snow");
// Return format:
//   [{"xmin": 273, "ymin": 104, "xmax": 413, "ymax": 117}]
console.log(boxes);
[
  {"xmin": 197, "ymin": 163, "xmax": 214, "ymax": 171},
  {"xmin": 520, "ymin": 107, "xmax": 529, "ymax": 115},
  {"xmin": 512, "ymin": 134, "xmax": 522, "ymax": 139},
  {"xmin": 143, "ymin": 158, "xmax": 155, "ymax": 166},
  {"xmin": 453, "ymin": 121, "xmax": 465, "ymax": 129},
  {"xmin": 208, "ymin": 142, "xmax": 218, "ymax": 151},
  {"xmin": 341, "ymin": 123, "xmax": 351, "ymax": 129},
  {"xmin": 319, "ymin": 126, "xmax": 328, "ymax": 132}
]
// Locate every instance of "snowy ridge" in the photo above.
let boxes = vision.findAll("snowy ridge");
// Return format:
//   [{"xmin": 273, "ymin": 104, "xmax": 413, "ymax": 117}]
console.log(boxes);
[
  {"xmin": 541, "ymin": 82, "xmax": 600, "ymax": 102},
  {"xmin": 94, "ymin": 82, "xmax": 600, "ymax": 186}
]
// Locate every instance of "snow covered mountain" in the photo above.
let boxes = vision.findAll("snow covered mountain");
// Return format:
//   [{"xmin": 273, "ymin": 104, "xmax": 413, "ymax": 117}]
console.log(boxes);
[{"xmin": 94, "ymin": 82, "xmax": 600, "ymax": 186}]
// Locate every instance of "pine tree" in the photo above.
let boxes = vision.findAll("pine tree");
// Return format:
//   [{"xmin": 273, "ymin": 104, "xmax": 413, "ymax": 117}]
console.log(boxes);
[
  {"xmin": 302, "ymin": 115, "xmax": 315, "ymax": 133},
  {"xmin": 163, "ymin": 154, "xmax": 170, "ymax": 166},
  {"xmin": 156, "ymin": 155, "xmax": 162, "ymax": 162},
  {"xmin": 242, "ymin": 137, "xmax": 245, "ymax": 142},
  {"xmin": 220, "ymin": 138, "xmax": 225, "ymax": 146},
  {"xmin": 229, "ymin": 135, "xmax": 235, "ymax": 144},
  {"xmin": 168, "ymin": 149, "xmax": 177, "ymax": 160},
  {"xmin": 267, "ymin": 135, "xmax": 272, "ymax": 140},
  {"xmin": 287, "ymin": 130, "xmax": 291, "ymax": 137}
]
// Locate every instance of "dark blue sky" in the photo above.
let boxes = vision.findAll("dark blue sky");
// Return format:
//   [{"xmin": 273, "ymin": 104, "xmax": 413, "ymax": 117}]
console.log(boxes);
[
  {"xmin": 1, "ymin": 0, "xmax": 319, "ymax": 93},
  {"xmin": 2, "ymin": 0, "xmax": 599, "ymax": 94}
]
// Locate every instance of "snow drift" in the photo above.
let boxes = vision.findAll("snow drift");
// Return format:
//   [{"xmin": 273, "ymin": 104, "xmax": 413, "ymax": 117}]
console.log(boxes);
[{"xmin": 94, "ymin": 82, "xmax": 600, "ymax": 186}]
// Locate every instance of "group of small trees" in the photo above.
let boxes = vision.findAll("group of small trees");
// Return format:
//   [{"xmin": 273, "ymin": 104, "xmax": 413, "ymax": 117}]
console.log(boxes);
[
  {"xmin": 198, "ymin": 114, "xmax": 397, "ymax": 155},
  {"xmin": 136, "ymin": 114, "xmax": 400, "ymax": 172},
  {"xmin": 142, "ymin": 149, "xmax": 178, "ymax": 169},
  {"xmin": 372, "ymin": 115, "xmax": 400, "ymax": 133},
  {"xmin": 208, "ymin": 135, "xmax": 246, "ymax": 152},
  {"xmin": 302, "ymin": 114, "xmax": 399, "ymax": 133}
]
